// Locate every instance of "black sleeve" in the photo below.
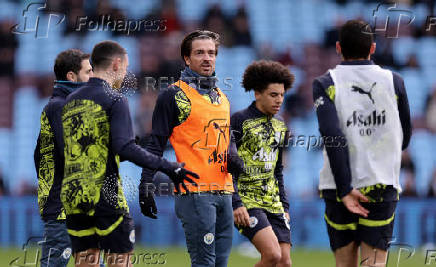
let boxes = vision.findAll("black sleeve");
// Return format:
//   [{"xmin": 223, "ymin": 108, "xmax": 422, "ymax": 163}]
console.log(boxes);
[
  {"xmin": 313, "ymin": 77, "xmax": 353, "ymax": 198},
  {"xmin": 392, "ymin": 72, "xmax": 412, "ymax": 150},
  {"xmin": 140, "ymin": 134, "xmax": 168, "ymax": 183},
  {"xmin": 230, "ymin": 113, "xmax": 243, "ymax": 209},
  {"xmin": 150, "ymin": 87, "xmax": 180, "ymax": 137},
  {"xmin": 275, "ymin": 147, "xmax": 289, "ymax": 212},
  {"xmin": 110, "ymin": 97, "xmax": 171, "ymax": 170},
  {"xmin": 141, "ymin": 87, "xmax": 180, "ymax": 182},
  {"xmin": 48, "ymin": 102, "xmax": 66, "ymax": 158},
  {"xmin": 230, "ymin": 111, "xmax": 244, "ymax": 147}
]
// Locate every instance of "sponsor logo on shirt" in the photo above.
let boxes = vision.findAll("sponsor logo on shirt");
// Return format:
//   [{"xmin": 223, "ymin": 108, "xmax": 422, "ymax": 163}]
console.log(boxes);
[
  {"xmin": 346, "ymin": 110, "xmax": 386, "ymax": 136},
  {"xmin": 252, "ymin": 147, "xmax": 277, "ymax": 162},
  {"xmin": 351, "ymin": 82, "xmax": 376, "ymax": 104}
]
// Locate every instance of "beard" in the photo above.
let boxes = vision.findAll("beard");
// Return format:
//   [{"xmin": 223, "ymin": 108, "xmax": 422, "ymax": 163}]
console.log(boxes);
[{"xmin": 112, "ymin": 77, "xmax": 124, "ymax": 90}]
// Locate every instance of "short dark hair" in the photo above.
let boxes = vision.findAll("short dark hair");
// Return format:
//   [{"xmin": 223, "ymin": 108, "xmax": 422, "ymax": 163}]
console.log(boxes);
[
  {"xmin": 339, "ymin": 20, "xmax": 374, "ymax": 60},
  {"xmin": 91, "ymin": 40, "xmax": 127, "ymax": 70},
  {"xmin": 180, "ymin": 30, "xmax": 220, "ymax": 65},
  {"xmin": 54, "ymin": 49, "xmax": 90, "ymax": 81},
  {"xmin": 242, "ymin": 60, "xmax": 294, "ymax": 93}
]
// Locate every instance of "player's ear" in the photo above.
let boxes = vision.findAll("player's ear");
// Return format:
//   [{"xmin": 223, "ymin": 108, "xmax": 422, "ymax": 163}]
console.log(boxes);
[
  {"xmin": 66, "ymin": 71, "xmax": 77, "ymax": 82},
  {"xmin": 335, "ymin": 41, "xmax": 341, "ymax": 55},
  {"xmin": 370, "ymin": 42, "xmax": 376, "ymax": 55},
  {"xmin": 184, "ymin": 56, "xmax": 191, "ymax": 67},
  {"xmin": 254, "ymin": 90, "xmax": 261, "ymax": 101},
  {"xmin": 112, "ymin": 57, "xmax": 121, "ymax": 72}
]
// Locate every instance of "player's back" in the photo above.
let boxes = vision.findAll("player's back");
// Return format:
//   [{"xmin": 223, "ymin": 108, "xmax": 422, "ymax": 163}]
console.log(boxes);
[
  {"xmin": 320, "ymin": 63, "xmax": 403, "ymax": 190},
  {"xmin": 61, "ymin": 77, "xmax": 128, "ymax": 216},
  {"xmin": 36, "ymin": 83, "xmax": 80, "ymax": 220}
]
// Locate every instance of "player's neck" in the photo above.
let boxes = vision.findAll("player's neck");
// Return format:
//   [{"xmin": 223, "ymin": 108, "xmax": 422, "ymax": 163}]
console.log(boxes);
[
  {"xmin": 255, "ymin": 101, "xmax": 273, "ymax": 118},
  {"xmin": 342, "ymin": 55, "xmax": 371, "ymax": 61},
  {"xmin": 92, "ymin": 71, "xmax": 115, "ymax": 87}
]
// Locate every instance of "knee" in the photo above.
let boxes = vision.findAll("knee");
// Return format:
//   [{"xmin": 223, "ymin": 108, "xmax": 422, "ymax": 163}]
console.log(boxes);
[
  {"xmin": 279, "ymin": 257, "xmax": 292, "ymax": 267},
  {"xmin": 262, "ymin": 249, "xmax": 282, "ymax": 265},
  {"xmin": 277, "ymin": 253, "xmax": 292, "ymax": 267}
]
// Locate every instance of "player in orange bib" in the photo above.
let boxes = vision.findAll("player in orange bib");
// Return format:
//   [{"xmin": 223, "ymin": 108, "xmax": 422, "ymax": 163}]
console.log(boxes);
[{"xmin": 139, "ymin": 30, "xmax": 244, "ymax": 267}]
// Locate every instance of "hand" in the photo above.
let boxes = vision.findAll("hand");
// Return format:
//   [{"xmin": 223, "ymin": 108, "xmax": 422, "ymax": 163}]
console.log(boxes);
[
  {"xmin": 227, "ymin": 153, "xmax": 245, "ymax": 177},
  {"xmin": 139, "ymin": 182, "xmax": 157, "ymax": 219},
  {"xmin": 284, "ymin": 212, "xmax": 290, "ymax": 222},
  {"xmin": 162, "ymin": 162, "xmax": 199, "ymax": 193},
  {"xmin": 341, "ymin": 189, "xmax": 369, "ymax": 217},
  {"xmin": 233, "ymin": 206, "xmax": 250, "ymax": 227}
]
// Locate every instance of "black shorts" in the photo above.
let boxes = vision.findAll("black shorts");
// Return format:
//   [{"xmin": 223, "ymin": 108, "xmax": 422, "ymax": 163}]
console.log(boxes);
[
  {"xmin": 235, "ymin": 208, "xmax": 291, "ymax": 244},
  {"xmin": 324, "ymin": 200, "xmax": 397, "ymax": 251},
  {"xmin": 66, "ymin": 213, "xmax": 135, "ymax": 254}
]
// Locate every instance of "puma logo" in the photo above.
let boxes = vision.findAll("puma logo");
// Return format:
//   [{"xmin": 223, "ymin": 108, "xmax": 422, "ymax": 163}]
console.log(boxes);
[{"xmin": 351, "ymin": 82, "xmax": 376, "ymax": 104}]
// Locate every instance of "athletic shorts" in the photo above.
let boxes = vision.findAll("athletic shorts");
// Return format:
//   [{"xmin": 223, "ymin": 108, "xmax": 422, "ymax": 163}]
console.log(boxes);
[
  {"xmin": 235, "ymin": 208, "xmax": 291, "ymax": 244},
  {"xmin": 324, "ymin": 199, "xmax": 397, "ymax": 251},
  {"xmin": 66, "ymin": 213, "xmax": 135, "ymax": 254}
]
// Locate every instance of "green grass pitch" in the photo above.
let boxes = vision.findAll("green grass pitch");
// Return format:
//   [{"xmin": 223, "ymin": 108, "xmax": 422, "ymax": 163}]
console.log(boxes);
[{"xmin": 0, "ymin": 246, "xmax": 429, "ymax": 266}]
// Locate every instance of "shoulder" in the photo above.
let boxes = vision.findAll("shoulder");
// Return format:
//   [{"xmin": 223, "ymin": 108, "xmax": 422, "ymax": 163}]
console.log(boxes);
[
  {"xmin": 272, "ymin": 114, "xmax": 287, "ymax": 129},
  {"xmin": 388, "ymin": 70, "xmax": 406, "ymax": 96},
  {"xmin": 313, "ymin": 71, "xmax": 334, "ymax": 89},
  {"xmin": 391, "ymin": 70, "xmax": 405, "ymax": 85},
  {"xmin": 231, "ymin": 108, "xmax": 249, "ymax": 124},
  {"xmin": 313, "ymin": 71, "xmax": 335, "ymax": 101},
  {"xmin": 43, "ymin": 96, "xmax": 64, "ymax": 122},
  {"xmin": 156, "ymin": 85, "xmax": 181, "ymax": 105},
  {"xmin": 47, "ymin": 96, "xmax": 66, "ymax": 111}
]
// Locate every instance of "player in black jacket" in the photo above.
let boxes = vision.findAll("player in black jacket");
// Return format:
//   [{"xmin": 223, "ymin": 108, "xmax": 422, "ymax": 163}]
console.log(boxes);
[
  {"xmin": 61, "ymin": 41, "xmax": 198, "ymax": 267},
  {"xmin": 34, "ymin": 49, "xmax": 92, "ymax": 267}
]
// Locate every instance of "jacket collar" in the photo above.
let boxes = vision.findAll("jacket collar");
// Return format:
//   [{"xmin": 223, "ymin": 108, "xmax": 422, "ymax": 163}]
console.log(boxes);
[
  {"xmin": 248, "ymin": 101, "xmax": 269, "ymax": 118},
  {"xmin": 53, "ymin": 80, "xmax": 86, "ymax": 98},
  {"xmin": 180, "ymin": 67, "xmax": 217, "ymax": 94},
  {"xmin": 340, "ymin": 60, "xmax": 374, "ymax": 65}
]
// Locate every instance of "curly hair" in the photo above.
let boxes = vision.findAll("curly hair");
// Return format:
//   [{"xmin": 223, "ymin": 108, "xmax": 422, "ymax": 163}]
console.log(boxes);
[{"xmin": 242, "ymin": 60, "xmax": 294, "ymax": 92}]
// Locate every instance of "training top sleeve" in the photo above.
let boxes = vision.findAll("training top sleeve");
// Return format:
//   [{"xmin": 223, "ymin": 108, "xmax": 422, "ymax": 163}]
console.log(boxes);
[
  {"xmin": 34, "ymin": 133, "xmax": 41, "ymax": 178},
  {"xmin": 274, "ymin": 147, "xmax": 289, "ymax": 212},
  {"xmin": 230, "ymin": 112, "xmax": 244, "ymax": 209},
  {"xmin": 313, "ymin": 74, "xmax": 353, "ymax": 198},
  {"xmin": 110, "ymin": 96, "xmax": 171, "ymax": 170},
  {"xmin": 141, "ymin": 88, "xmax": 180, "ymax": 182},
  {"xmin": 392, "ymin": 72, "xmax": 412, "ymax": 150}
]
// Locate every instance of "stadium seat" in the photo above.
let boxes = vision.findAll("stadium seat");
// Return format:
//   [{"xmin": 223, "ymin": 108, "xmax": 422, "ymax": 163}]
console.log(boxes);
[
  {"xmin": 392, "ymin": 37, "xmax": 415, "ymax": 66},
  {"xmin": 400, "ymin": 68, "xmax": 428, "ymax": 117},
  {"xmin": 408, "ymin": 130, "xmax": 436, "ymax": 196},
  {"xmin": 417, "ymin": 38, "xmax": 436, "ymax": 70},
  {"xmin": 10, "ymin": 88, "xmax": 42, "ymax": 190},
  {"xmin": 109, "ymin": 0, "xmax": 160, "ymax": 18}
]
